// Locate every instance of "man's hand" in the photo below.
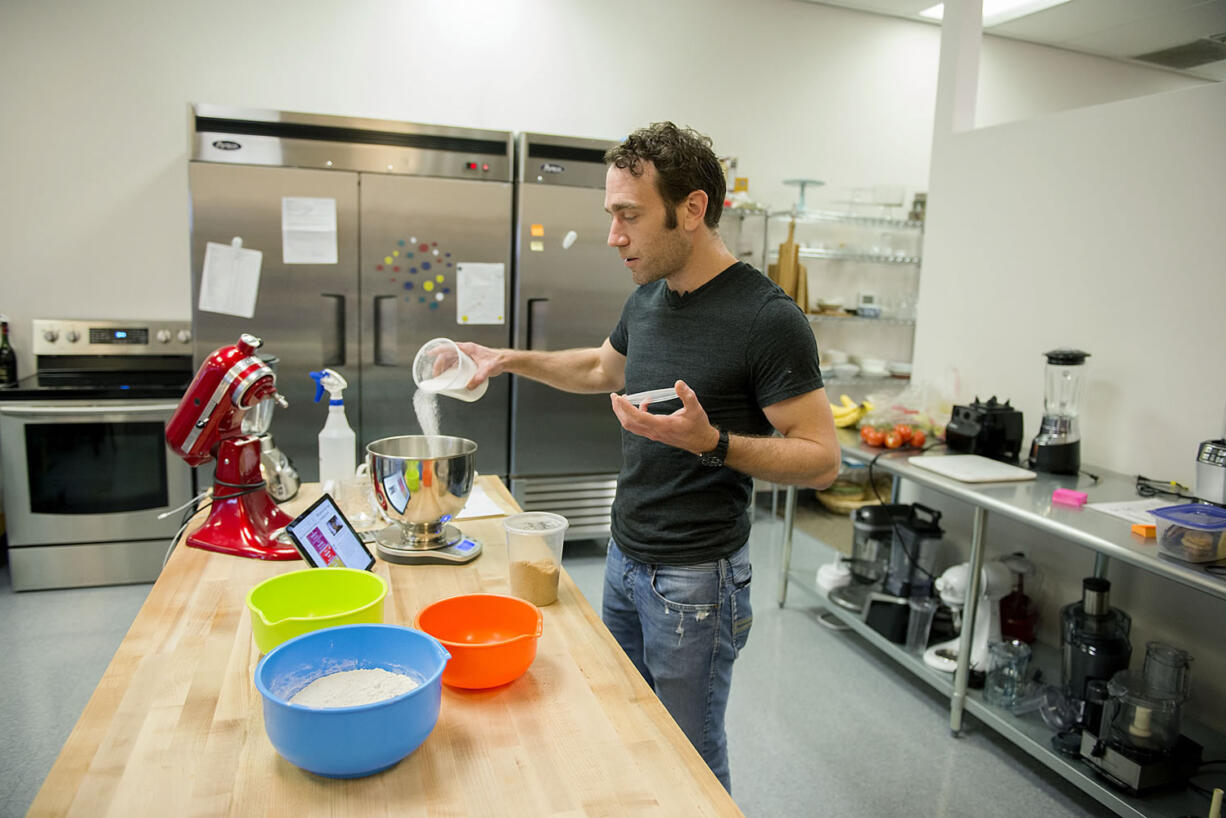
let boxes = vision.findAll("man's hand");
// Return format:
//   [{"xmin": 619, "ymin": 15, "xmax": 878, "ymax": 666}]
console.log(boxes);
[
  {"xmin": 455, "ymin": 342, "xmax": 503, "ymax": 391},
  {"xmin": 609, "ymin": 380, "xmax": 718, "ymax": 455}
]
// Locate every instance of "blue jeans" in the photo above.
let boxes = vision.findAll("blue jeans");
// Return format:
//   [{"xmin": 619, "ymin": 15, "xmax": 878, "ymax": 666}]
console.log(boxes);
[{"xmin": 601, "ymin": 538, "xmax": 753, "ymax": 792}]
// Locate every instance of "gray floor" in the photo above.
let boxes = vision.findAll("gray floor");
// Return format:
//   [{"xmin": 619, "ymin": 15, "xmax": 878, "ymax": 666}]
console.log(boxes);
[{"xmin": 0, "ymin": 505, "xmax": 1113, "ymax": 818}]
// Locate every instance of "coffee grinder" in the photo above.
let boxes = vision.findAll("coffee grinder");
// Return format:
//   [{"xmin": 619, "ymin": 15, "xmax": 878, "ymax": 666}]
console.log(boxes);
[
  {"xmin": 1029, "ymin": 348, "xmax": 1090, "ymax": 475},
  {"xmin": 864, "ymin": 504, "xmax": 943, "ymax": 644}
]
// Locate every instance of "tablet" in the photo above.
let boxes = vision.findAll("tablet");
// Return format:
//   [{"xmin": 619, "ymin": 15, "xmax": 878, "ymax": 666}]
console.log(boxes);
[{"xmin": 284, "ymin": 493, "xmax": 377, "ymax": 571}]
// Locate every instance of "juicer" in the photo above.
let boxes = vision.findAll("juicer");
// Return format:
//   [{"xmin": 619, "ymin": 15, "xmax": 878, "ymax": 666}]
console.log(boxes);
[{"xmin": 1029, "ymin": 348, "xmax": 1090, "ymax": 475}]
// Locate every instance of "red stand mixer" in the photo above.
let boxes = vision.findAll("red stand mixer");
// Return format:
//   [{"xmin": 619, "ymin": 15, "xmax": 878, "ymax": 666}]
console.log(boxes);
[{"xmin": 166, "ymin": 333, "xmax": 299, "ymax": 560}]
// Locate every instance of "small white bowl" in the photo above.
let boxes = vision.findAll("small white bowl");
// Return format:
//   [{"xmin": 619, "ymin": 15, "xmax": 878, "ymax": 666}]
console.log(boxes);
[
  {"xmin": 825, "ymin": 349, "xmax": 849, "ymax": 364},
  {"xmin": 887, "ymin": 361, "xmax": 913, "ymax": 376},
  {"xmin": 816, "ymin": 297, "xmax": 845, "ymax": 311},
  {"xmin": 831, "ymin": 363, "xmax": 860, "ymax": 379}
]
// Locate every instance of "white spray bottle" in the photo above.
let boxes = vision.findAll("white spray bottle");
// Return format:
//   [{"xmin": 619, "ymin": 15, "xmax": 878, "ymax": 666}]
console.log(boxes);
[{"xmin": 309, "ymin": 369, "xmax": 356, "ymax": 493}]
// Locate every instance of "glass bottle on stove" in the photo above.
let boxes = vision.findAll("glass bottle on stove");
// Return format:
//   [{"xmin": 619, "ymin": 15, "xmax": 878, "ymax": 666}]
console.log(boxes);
[{"xmin": 0, "ymin": 317, "xmax": 17, "ymax": 388}]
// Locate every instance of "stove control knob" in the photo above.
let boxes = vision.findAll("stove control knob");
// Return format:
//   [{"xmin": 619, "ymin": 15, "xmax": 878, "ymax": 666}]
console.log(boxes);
[
  {"xmin": 176, "ymin": 329, "xmax": 192, "ymax": 344},
  {"xmin": 42, "ymin": 329, "xmax": 59, "ymax": 343},
  {"xmin": 156, "ymin": 329, "xmax": 171, "ymax": 343},
  {"xmin": 65, "ymin": 330, "xmax": 80, "ymax": 343}
]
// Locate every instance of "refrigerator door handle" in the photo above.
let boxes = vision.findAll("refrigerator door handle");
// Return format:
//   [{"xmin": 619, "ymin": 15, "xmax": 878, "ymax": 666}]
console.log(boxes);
[
  {"xmin": 527, "ymin": 297, "xmax": 549, "ymax": 350},
  {"xmin": 372, "ymin": 295, "xmax": 398, "ymax": 366},
  {"xmin": 321, "ymin": 293, "xmax": 346, "ymax": 367}
]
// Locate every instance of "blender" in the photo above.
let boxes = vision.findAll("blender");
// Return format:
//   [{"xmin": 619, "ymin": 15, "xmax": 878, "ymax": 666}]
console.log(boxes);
[
  {"xmin": 1080, "ymin": 642, "xmax": 1202, "ymax": 794},
  {"xmin": 829, "ymin": 504, "xmax": 909, "ymax": 613},
  {"xmin": 1029, "ymin": 348, "xmax": 1090, "ymax": 475},
  {"xmin": 864, "ymin": 504, "xmax": 943, "ymax": 644}
]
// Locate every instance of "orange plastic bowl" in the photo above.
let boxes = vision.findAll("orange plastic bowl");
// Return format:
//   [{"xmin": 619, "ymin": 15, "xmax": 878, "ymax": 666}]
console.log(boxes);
[{"xmin": 413, "ymin": 594, "xmax": 543, "ymax": 689}]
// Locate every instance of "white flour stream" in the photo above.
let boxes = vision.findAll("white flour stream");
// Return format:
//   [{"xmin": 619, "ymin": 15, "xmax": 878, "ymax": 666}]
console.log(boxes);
[
  {"xmin": 289, "ymin": 668, "xmax": 419, "ymax": 708},
  {"xmin": 413, "ymin": 389, "xmax": 441, "ymax": 438}
]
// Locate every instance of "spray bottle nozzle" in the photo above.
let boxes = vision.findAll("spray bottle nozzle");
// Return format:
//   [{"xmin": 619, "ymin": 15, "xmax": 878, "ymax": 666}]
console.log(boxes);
[{"xmin": 309, "ymin": 369, "xmax": 349, "ymax": 404}]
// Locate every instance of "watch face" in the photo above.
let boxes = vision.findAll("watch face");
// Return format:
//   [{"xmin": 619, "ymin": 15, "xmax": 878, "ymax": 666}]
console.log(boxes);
[{"xmin": 700, "ymin": 453, "xmax": 721, "ymax": 467}]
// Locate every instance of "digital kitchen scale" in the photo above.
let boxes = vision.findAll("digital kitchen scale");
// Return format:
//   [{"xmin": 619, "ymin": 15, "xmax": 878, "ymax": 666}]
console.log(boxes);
[{"xmin": 371, "ymin": 528, "xmax": 483, "ymax": 565}]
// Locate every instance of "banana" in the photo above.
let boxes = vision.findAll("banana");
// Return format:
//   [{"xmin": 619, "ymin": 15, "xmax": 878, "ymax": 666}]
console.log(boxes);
[{"xmin": 840, "ymin": 394, "xmax": 856, "ymax": 410}]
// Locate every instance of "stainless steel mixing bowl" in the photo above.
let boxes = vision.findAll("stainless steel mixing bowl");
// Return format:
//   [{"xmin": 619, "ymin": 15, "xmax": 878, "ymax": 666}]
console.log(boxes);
[{"xmin": 366, "ymin": 435, "xmax": 477, "ymax": 554}]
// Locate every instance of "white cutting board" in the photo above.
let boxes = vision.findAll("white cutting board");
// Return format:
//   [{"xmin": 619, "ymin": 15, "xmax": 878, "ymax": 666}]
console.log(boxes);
[{"xmin": 908, "ymin": 454, "xmax": 1037, "ymax": 483}]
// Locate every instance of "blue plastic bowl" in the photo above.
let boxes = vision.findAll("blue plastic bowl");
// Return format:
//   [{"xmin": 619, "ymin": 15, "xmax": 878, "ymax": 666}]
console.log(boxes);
[{"xmin": 254, "ymin": 624, "xmax": 451, "ymax": 778}]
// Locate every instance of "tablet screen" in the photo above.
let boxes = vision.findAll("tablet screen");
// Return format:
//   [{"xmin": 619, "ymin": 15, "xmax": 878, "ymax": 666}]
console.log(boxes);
[{"xmin": 284, "ymin": 493, "xmax": 376, "ymax": 571}]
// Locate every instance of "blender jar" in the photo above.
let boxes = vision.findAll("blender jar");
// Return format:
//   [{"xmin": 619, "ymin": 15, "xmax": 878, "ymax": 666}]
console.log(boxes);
[{"xmin": 884, "ymin": 504, "xmax": 943, "ymax": 598}]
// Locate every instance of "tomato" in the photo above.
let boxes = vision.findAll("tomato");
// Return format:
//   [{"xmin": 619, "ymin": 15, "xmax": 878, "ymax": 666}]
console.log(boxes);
[
  {"xmin": 911, "ymin": 429, "xmax": 927, "ymax": 448},
  {"xmin": 893, "ymin": 424, "xmax": 913, "ymax": 444},
  {"xmin": 864, "ymin": 427, "xmax": 885, "ymax": 447},
  {"xmin": 884, "ymin": 431, "xmax": 903, "ymax": 449},
  {"xmin": 860, "ymin": 424, "xmax": 872, "ymax": 442}
]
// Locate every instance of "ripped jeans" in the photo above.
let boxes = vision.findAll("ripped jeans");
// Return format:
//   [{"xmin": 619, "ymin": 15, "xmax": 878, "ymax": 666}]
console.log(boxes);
[{"xmin": 601, "ymin": 538, "xmax": 753, "ymax": 792}]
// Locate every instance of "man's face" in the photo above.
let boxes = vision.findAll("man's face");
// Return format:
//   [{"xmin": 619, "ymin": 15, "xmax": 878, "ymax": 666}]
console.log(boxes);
[{"xmin": 604, "ymin": 163, "xmax": 689, "ymax": 287}]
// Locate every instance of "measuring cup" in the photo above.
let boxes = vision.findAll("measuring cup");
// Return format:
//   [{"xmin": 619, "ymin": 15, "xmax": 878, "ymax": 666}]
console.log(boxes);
[{"xmin": 413, "ymin": 338, "xmax": 488, "ymax": 402}]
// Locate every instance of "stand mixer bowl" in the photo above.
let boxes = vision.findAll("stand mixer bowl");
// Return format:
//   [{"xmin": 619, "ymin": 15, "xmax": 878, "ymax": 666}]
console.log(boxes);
[{"xmin": 366, "ymin": 435, "xmax": 477, "ymax": 552}]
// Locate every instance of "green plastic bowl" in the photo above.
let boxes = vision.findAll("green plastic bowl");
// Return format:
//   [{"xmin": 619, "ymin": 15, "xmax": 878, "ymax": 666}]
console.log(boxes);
[{"xmin": 246, "ymin": 568, "xmax": 388, "ymax": 654}]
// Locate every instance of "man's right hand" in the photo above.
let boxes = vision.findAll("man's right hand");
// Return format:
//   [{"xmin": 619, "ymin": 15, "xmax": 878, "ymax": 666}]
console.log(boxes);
[{"xmin": 455, "ymin": 342, "xmax": 503, "ymax": 391}]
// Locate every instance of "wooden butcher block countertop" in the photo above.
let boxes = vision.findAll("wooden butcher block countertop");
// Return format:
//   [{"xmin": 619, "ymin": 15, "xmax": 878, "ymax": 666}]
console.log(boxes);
[{"xmin": 28, "ymin": 476, "xmax": 741, "ymax": 817}]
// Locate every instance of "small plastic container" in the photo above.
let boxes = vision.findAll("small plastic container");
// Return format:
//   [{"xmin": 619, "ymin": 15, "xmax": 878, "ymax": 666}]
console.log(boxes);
[
  {"xmin": 1149, "ymin": 503, "xmax": 1226, "ymax": 563},
  {"xmin": 624, "ymin": 387, "xmax": 680, "ymax": 408},
  {"xmin": 413, "ymin": 337, "xmax": 487, "ymax": 402},
  {"xmin": 505, "ymin": 511, "xmax": 568, "ymax": 606}
]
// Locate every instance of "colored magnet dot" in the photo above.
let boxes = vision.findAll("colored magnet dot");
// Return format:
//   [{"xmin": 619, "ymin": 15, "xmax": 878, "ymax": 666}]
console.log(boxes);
[
  {"xmin": 410, "ymin": 267, "xmax": 417, "ymax": 274},
  {"xmin": 432, "ymin": 248, "xmax": 439, "ymax": 256},
  {"xmin": 446, "ymin": 262, "xmax": 452, "ymax": 267},
  {"xmin": 384, "ymin": 256, "xmax": 393, "ymax": 264},
  {"xmin": 393, "ymin": 266, "xmax": 400, "ymax": 272},
  {"xmin": 419, "ymin": 296, "xmax": 426, "ymax": 303},
  {"xmin": 404, "ymin": 281, "xmax": 414, "ymax": 290},
  {"xmin": 406, "ymin": 252, "xmax": 414, "ymax": 258},
  {"xmin": 421, "ymin": 261, "xmax": 431, "ymax": 271},
  {"xmin": 435, "ymin": 274, "xmax": 444, "ymax": 282},
  {"xmin": 419, "ymin": 243, "xmax": 429, "ymax": 252},
  {"xmin": 445, "ymin": 252, "xmax": 451, "ymax": 257},
  {"xmin": 429, "ymin": 302, "xmax": 438, "ymax": 310},
  {"xmin": 375, "ymin": 264, "xmax": 384, "ymax": 271},
  {"xmin": 393, "ymin": 250, "xmax": 399, "ymax": 257},
  {"xmin": 442, "ymin": 287, "xmax": 451, "ymax": 294},
  {"xmin": 435, "ymin": 292, "xmax": 444, "ymax": 301},
  {"xmin": 423, "ymin": 281, "xmax": 434, "ymax": 291},
  {"xmin": 397, "ymin": 239, "xmax": 405, "ymax": 246},
  {"xmin": 432, "ymin": 242, "xmax": 438, "ymax": 247},
  {"xmin": 410, "ymin": 236, "xmax": 417, "ymax": 243}
]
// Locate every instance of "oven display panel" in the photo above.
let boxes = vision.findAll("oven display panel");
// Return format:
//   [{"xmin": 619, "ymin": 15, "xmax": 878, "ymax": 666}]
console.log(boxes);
[{"xmin": 89, "ymin": 328, "xmax": 149, "ymax": 345}]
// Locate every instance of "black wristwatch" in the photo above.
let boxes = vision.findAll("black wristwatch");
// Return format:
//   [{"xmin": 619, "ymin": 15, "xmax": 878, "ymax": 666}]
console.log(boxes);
[{"xmin": 699, "ymin": 428, "xmax": 729, "ymax": 467}]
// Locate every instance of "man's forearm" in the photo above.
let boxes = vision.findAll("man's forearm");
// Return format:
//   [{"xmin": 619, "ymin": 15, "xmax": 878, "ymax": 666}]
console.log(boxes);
[
  {"xmin": 722, "ymin": 433, "xmax": 840, "ymax": 490},
  {"xmin": 500, "ymin": 347, "xmax": 622, "ymax": 394}
]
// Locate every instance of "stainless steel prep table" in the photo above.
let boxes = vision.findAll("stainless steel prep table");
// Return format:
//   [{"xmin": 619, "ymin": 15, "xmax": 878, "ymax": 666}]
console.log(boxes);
[{"xmin": 776, "ymin": 429, "xmax": 1226, "ymax": 818}]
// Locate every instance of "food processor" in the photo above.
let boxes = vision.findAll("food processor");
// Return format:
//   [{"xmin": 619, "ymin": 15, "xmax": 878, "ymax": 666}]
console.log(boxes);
[
  {"xmin": 1028, "ymin": 348, "xmax": 1090, "ymax": 475},
  {"xmin": 829, "ymin": 504, "xmax": 909, "ymax": 613},
  {"xmin": 1080, "ymin": 642, "xmax": 1202, "ymax": 794}
]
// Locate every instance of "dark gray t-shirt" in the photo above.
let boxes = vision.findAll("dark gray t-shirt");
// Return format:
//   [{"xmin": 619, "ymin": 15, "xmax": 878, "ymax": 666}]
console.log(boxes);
[{"xmin": 607, "ymin": 262, "xmax": 823, "ymax": 565}]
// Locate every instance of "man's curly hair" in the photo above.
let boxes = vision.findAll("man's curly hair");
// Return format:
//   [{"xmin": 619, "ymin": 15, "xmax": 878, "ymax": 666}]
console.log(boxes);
[{"xmin": 604, "ymin": 122, "xmax": 725, "ymax": 230}]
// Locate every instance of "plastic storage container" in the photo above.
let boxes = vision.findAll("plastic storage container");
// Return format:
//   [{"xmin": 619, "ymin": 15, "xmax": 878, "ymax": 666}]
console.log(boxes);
[{"xmin": 1149, "ymin": 503, "xmax": 1226, "ymax": 563}]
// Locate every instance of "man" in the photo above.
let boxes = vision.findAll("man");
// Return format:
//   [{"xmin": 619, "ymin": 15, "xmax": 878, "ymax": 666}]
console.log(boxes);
[{"xmin": 459, "ymin": 122, "xmax": 839, "ymax": 790}]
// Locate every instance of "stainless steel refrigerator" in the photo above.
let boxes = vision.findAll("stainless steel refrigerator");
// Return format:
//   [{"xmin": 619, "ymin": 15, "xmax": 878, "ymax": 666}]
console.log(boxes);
[
  {"xmin": 509, "ymin": 133, "xmax": 635, "ymax": 540},
  {"xmin": 188, "ymin": 105, "xmax": 514, "ymax": 480}
]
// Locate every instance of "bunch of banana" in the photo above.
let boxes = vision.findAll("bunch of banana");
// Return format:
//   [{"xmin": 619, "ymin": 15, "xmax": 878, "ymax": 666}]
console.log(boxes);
[{"xmin": 830, "ymin": 394, "xmax": 873, "ymax": 428}]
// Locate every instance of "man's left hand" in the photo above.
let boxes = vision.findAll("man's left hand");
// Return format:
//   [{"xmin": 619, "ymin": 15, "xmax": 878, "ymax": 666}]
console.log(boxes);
[{"xmin": 609, "ymin": 380, "xmax": 719, "ymax": 455}]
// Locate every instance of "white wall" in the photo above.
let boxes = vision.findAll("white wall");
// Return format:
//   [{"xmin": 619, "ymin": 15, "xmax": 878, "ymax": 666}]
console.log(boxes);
[
  {"xmin": 916, "ymin": 80, "xmax": 1226, "ymax": 485},
  {"xmin": 0, "ymin": 0, "xmax": 1201, "ymax": 380}
]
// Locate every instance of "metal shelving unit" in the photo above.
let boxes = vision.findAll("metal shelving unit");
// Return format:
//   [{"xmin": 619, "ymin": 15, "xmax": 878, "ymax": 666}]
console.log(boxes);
[{"xmin": 776, "ymin": 431, "xmax": 1226, "ymax": 818}]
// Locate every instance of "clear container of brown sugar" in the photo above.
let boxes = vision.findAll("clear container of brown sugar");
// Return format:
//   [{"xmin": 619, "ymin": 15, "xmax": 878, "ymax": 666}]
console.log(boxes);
[{"xmin": 505, "ymin": 512, "xmax": 568, "ymax": 606}]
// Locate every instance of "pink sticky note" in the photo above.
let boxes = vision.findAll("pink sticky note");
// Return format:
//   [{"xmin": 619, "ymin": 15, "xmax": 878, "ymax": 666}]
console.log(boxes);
[{"xmin": 1052, "ymin": 488, "xmax": 1088, "ymax": 507}]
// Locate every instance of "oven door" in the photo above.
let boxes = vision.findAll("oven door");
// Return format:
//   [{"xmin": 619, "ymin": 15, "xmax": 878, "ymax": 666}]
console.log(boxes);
[{"xmin": 0, "ymin": 401, "xmax": 193, "ymax": 547}]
